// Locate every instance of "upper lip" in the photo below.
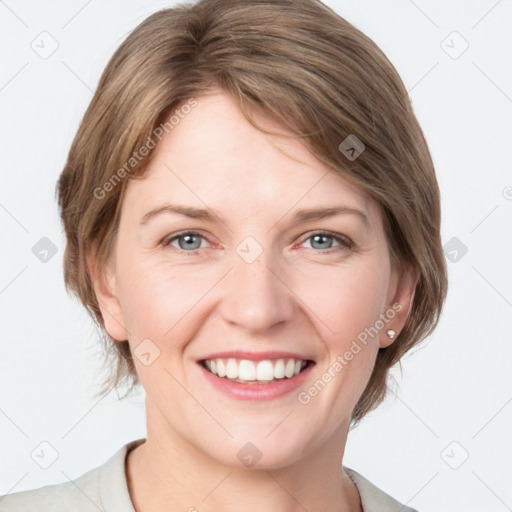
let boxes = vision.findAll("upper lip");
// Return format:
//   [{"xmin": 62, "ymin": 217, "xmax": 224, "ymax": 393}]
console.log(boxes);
[{"xmin": 199, "ymin": 350, "xmax": 315, "ymax": 362}]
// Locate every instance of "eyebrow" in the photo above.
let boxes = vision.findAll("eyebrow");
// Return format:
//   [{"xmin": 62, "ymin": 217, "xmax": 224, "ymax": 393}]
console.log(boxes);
[{"xmin": 139, "ymin": 203, "xmax": 369, "ymax": 227}]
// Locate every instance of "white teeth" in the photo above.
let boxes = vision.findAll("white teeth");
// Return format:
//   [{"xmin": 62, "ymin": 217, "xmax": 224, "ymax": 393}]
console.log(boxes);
[
  {"xmin": 238, "ymin": 360, "xmax": 256, "ymax": 380},
  {"xmin": 226, "ymin": 358, "xmax": 238, "ymax": 379},
  {"xmin": 285, "ymin": 359, "xmax": 295, "ymax": 378},
  {"xmin": 256, "ymin": 360, "xmax": 274, "ymax": 381},
  {"xmin": 202, "ymin": 357, "xmax": 309, "ymax": 383},
  {"xmin": 217, "ymin": 359, "xmax": 226, "ymax": 378},
  {"xmin": 274, "ymin": 359, "xmax": 285, "ymax": 379}
]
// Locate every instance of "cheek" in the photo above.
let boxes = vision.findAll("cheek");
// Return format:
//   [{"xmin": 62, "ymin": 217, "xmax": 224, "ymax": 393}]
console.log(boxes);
[
  {"xmin": 297, "ymin": 264, "xmax": 389, "ymax": 415},
  {"xmin": 116, "ymin": 257, "xmax": 215, "ymax": 349},
  {"xmin": 297, "ymin": 259, "xmax": 390, "ymax": 347},
  {"xmin": 117, "ymin": 270, "xmax": 172, "ymax": 335},
  {"xmin": 115, "ymin": 268, "xmax": 190, "ymax": 386}
]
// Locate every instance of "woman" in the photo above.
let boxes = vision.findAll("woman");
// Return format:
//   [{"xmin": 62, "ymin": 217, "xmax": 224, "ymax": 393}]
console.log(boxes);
[{"xmin": 1, "ymin": 0, "xmax": 447, "ymax": 510}]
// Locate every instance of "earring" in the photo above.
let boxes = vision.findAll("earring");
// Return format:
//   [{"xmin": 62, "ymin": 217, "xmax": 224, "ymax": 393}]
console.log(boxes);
[{"xmin": 386, "ymin": 329, "xmax": 396, "ymax": 339}]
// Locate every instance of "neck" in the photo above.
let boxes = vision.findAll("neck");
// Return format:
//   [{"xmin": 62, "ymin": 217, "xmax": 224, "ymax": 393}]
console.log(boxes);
[{"xmin": 126, "ymin": 403, "xmax": 362, "ymax": 512}]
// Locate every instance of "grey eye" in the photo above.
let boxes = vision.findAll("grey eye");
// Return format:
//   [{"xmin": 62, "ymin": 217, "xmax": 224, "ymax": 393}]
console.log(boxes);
[
  {"xmin": 302, "ymin": 232, "xmax": 353, "ymax": 251},
  {"xmin": 177, "ymin": 233, "xmax": 203, "ymax": 250},
  {"xmin": 165, "ymin": 232, "xmax": 206, "ymax": 251},
  {"xmin": 308, "ymin": 234, "xmax": 335, "ymax": 250}
]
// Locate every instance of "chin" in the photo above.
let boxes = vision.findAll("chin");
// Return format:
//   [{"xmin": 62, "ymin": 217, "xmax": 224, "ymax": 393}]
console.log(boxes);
[{"xmin": 204, "ymin": 430, "xmax": 312, "ymax": 471}]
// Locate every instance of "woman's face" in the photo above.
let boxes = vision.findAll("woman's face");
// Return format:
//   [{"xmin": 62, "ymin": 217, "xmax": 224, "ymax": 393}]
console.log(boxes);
[{"xmin": 94, "ymin": 90, "xmax": 414, "ymax": 469}]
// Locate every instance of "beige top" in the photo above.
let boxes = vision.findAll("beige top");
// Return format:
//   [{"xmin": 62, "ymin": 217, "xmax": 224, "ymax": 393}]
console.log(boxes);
[{"xmin": 0, "ymin": 438, "xmax": 419, "ymax": 511}]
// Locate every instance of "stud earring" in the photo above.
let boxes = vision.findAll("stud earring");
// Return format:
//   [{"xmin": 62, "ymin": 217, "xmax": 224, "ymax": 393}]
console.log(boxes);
[{"xmin": 386, "ymin": 329, "xmax": 396, "ymax": 339}]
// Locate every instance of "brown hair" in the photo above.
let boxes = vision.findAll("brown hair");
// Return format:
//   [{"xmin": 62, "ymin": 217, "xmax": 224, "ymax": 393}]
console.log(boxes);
[{"xmin": 57, "ymin": 0, "xmax": 447, "ymax": 425}]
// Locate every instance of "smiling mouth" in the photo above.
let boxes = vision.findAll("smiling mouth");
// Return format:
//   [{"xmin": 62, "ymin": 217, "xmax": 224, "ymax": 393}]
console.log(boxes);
[{"xmin": 200, "ymin": 357, "xmax": 315, "ymax": 384}]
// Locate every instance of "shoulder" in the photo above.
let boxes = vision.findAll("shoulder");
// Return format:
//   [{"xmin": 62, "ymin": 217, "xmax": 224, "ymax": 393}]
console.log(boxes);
[
  {"xmin": 0, "ymin": 464, "xmax": 101, "ymax": 512},
  {"xmin": 344, "ymin": 467, "xmax": 420, "ymax": 512},
  {"xmin": 0, "ymin": 439, "xmax": 144, "ymax": 512}
]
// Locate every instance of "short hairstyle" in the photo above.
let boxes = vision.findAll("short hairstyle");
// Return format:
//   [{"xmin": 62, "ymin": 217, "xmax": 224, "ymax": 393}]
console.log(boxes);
[{"xmin": 57, "ymin": 0, "xmax": 448, "ymax": 425}]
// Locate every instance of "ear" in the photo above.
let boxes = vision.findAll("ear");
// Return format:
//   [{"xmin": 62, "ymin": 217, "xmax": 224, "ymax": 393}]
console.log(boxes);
[
  {"xmin": 380, "ymin": 262, "xmax": 419, "ymax": 348},
  {"xmin": 86, "ymin": 248, "xmax": 129, "ymax": 341}
]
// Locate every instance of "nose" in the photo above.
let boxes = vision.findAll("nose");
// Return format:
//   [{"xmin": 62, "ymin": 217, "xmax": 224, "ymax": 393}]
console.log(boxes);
[{"xmin": 218, "ymin": 247, "xmax": 296, "ymax": 333}]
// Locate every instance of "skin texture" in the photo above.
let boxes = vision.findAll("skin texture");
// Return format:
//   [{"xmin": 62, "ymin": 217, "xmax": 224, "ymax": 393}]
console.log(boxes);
[{"xmin": 89, "ymin": 89, "xmax": 417, "ymax": 512}]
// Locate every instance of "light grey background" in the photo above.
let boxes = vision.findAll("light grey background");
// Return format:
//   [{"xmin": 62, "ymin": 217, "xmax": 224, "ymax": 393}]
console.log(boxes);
[{"xmin": 1, "ymin": 1, "xmax": 511, "ymax": 510}]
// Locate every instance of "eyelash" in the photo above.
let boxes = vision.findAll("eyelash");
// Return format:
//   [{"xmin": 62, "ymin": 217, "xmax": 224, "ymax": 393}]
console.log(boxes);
[{"xmin": 161, "ymin": 230, "xmax": 354, "ymax": 255}]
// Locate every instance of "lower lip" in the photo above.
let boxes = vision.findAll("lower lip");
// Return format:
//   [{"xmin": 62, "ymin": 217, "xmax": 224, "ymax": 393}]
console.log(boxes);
[{"xmin": 198, "ymin": 362, "xmax": 315, "ymax": 401}]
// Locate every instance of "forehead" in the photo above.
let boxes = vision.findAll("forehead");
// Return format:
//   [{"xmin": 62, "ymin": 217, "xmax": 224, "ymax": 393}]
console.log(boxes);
[{"xmin": 123, "ymin": 90, "xmax": 377, "ymax": 223}]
